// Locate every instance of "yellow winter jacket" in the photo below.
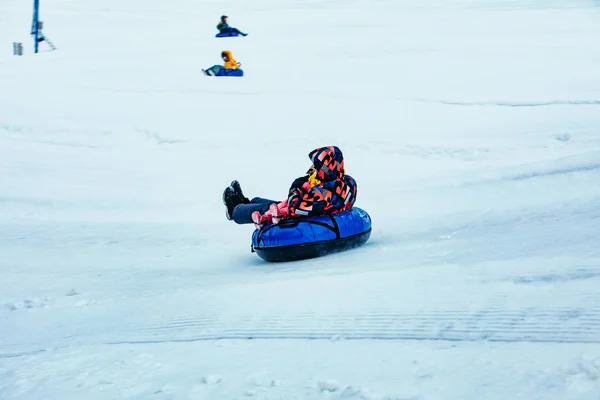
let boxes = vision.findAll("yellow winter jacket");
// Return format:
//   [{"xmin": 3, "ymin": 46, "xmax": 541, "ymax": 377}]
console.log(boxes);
[{"xmin": 222, "ymin": 50, "xmax": 239, "ymax": 70}]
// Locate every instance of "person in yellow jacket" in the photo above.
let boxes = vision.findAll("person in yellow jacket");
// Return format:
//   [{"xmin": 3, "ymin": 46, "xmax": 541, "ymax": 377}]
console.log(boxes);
[
  {"xmin": 203, "ymin": 50, "xmax": 242, "ymax": 76},
  {"xmin": 221, "ymin": 50, "xmax": 240, "ymax": 70}
]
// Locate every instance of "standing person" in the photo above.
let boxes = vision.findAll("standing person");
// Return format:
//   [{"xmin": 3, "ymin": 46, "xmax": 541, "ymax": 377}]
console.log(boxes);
[
  {"xmin": 217, "ymin": 15, "xmax": 248, "ymax": 36},
  {"xmin": 223, "ymin": 146, "xmax": 358, "ymax": 228}
]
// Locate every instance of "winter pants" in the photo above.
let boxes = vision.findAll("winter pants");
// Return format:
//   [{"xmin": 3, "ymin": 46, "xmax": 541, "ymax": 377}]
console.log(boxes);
[
  {"xmin": 205, "ymin": 65, "xmax": 224, "ymax": 75},
  {"xmin": 220, "ymin": 27, "xmax": 246, "ymax": 35},
  {"xmin": 232, "ymin": 197, "xmax": 278, "ymax": 224}
]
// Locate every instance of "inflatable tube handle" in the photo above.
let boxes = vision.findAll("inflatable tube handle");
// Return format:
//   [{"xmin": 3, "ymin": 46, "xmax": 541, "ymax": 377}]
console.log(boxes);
[
  {"xmin": 256, "ymin": 218, "xmax": 339, "ymax": 247},
  {"xmin": 328, "ymin": 214, "xmax": 341, "ymax": 239},
  {"xmin": 256, "ymin": 219, "xmax": 304, "ymax": 247}
]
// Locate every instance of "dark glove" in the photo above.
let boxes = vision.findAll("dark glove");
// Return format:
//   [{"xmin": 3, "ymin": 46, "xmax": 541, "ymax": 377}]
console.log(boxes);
[{"xmin": 289, "ymin": 175, "xmax": 309, "ymax": 191}]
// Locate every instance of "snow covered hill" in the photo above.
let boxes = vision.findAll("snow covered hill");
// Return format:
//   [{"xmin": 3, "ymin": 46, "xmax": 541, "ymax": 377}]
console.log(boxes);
[{"xmin": 1, "ymin": 0, "xmax": 600, "ymax": 399}]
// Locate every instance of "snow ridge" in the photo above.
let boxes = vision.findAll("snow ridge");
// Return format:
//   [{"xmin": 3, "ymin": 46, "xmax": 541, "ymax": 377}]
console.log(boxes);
[{"xmin": 410, "ymin": 99, "xmax": 600, "ymax": 107}]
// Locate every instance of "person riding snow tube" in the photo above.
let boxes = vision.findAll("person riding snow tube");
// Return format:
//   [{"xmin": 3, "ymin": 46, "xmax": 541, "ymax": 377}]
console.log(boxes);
[
  {"xmin": 222, "ymin": 146, "xmax": 369, "ymax": 261},
  {"xmin": 216, "ymin": 15, "xmax": 248, "ymax": 37},
  {"xmin": 203, "ymin": 50, "xmax": 243, "ymax": 76},
  {"xmin": 223, "ymin": 146, "xmax": 357, "ymax": 226}
]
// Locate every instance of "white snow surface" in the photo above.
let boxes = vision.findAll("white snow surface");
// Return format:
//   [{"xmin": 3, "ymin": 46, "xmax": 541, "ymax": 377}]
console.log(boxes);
[{"xmin": 1, "ymin": 0, "xmax": 600, "ymax": 399}]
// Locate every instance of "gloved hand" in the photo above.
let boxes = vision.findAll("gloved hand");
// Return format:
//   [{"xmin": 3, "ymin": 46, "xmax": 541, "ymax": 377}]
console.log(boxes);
[
  {"xmin": 251, "ymin": 201, "xmax": 290, "ymax": 229},
  {"xmin": 270, "ymin": 202, "xmax": 290, "ymax": 225}
]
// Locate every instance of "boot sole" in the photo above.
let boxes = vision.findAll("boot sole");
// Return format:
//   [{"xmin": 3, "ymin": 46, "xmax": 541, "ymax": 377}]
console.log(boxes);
[
  {"xmin": 231, "ymin": 180, "xmax": 249, "ymax": 203},
  {"xmin": 223, "ymin": 186, "xmax": 233, "ymax": 221}
]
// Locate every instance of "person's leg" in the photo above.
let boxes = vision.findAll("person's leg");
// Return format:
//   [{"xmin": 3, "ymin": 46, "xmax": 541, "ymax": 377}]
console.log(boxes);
[
  {"xmin": 205, "ymin": 65, "xmax": 223, "ymax": 76},
  {"xmin": 231, "ymin": 28, "xmax": 248, "ymax": 36},
  {"xmin": 232, "ymin": 201, "xmax": 274, "ymax": 224},
  {"xmin": 250, "ymin": 197, "xmax": 278, "ymax": 205}
]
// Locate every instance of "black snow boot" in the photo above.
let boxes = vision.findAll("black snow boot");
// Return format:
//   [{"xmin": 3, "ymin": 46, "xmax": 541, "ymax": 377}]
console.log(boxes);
[
  {"xmin": 230, "ymin": 180, "xmax": 250, "ymax": 204},
  {"xmin": 223, "ymin": 186, "xmax": 244, "ymax": 221}
]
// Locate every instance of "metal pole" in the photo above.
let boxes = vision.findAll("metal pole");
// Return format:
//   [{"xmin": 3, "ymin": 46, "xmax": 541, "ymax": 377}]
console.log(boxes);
[{"xmin": 32, "ymin": 0, "xmax": 39, "ymax": 53}]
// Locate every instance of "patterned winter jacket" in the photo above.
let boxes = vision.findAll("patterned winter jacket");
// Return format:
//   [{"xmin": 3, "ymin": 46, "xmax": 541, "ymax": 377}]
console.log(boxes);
[{"xmin": 287, "ymin": 146, "xmax": 357, "ymax": 218}]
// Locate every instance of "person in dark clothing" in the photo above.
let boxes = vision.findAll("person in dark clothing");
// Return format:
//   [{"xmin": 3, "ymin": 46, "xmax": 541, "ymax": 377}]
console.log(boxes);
[
  {"xmin": 217, "ymin": 15, "xmax": 248, "ymax": 36},
  {"xmin": 223, "ymin": 146, "xmax": 358, "ymax": 227}
]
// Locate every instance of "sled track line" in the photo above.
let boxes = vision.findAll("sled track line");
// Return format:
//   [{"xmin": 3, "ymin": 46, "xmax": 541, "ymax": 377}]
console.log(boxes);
[
  {"xmin": 100, "ymin": 335, "xmax": 600, "ymax": 346},
  {"xmin": 2, "ymin": 334, "xmax": 600, "ymax": 360},
  {"xmin": 3, "ymin": 307, "xmax": 600, "ymax": 358},
  {"xmin": 408, "ymin": 98, "xmax": 600, "ymax": 107},
  {"xmin": 141, "ymin": 317, "xmax": 600, "ymax": 332},
  {"xmin": 5, "ymin": 285, "xmax": 600, "ymax": 353},
  {"xmin": 120, "ymin": 307, "xmax": 600, "ymax": 345}
]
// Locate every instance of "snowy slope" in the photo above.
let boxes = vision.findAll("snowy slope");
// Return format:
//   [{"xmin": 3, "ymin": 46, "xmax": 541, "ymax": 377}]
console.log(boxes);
[{"xmin": 1, "ymin": 0, "xmax": 600, "ymax": 399}]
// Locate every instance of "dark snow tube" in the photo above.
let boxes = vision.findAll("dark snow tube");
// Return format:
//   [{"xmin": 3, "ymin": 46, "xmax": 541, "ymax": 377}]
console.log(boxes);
[
  {"xmin": 218, "ymin": 68, "xmax": 244, "ymax": 77},
  {"xmin": 251, "ymin": 208, "xmax": 371, "ymax": 262},
  {"xmin": 216, "ymin": 32, "xmax": 239, "ymax": 37}
]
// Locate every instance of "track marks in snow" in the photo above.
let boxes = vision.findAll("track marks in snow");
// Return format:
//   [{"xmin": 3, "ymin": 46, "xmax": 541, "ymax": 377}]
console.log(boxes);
[
  {"xmin": 409, "ymin": 99, "xmax": 600, "ymax": 107},
  {"xmin": 136, "ymin": 128, "xmax": 188, "ymax": 146},
  {"xmin": 358, "ymin": 140, "xmax": 492, "ymax": 162},
  {"xmin": 0, "ymin": 123, "xmax": 32, "ymax": 134},
  {"xmin": 317, "ymin": 380, "xmax": 411, "ymax": 400},
  {"xmin": 4, "ymin": 262, "xmax": 600, "ymax": 355},
  {"xmin": 510, "ymin": 161, "xmax": 600, "ymax": 181},
  {"xmin": 4, "ymin": 298, "xmax": 48, "ymax": 311},
  {"xmin": 509, "ymin": 270, "xmax": 600, "ymax": 284},
  {"xmin": 99, "ymin": 261, "xmax": 600, "ymax": 346},
  {"xmin": 456, "ymin": 151, "xmax": 600, "ymax": 187},
  {"xmin": 6, "ymin": 302, "xmax": 600, "ymax": 358},
  {"xmin": 1, "ymin": 122, "xmax": 187, "ymax": 150},
  {"xmin": 97, "ymin": 304, "xmax": 600, "ymax": 345}
]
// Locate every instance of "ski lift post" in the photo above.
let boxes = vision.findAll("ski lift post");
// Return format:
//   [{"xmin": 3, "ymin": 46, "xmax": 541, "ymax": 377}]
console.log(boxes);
[
  {"xmin": 31, "ymin": 0, "xmax": 39, "ymax": 53},
  {"xmin": 31, "ymin": 0, "xmax": 56, "ymax": 53}
]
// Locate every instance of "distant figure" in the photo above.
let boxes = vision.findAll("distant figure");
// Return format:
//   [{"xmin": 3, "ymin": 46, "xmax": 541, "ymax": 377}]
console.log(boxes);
[
  {"xmin": 203, "ymin": 50, "xmax": 241, "ymax": 76},
  {"xmin": 217, "ymin": 15, "xmax": 248, "ymax": 36},
  {"xmin": 221, "ymin": 50, "xmax": 240, "ymax": 69}
]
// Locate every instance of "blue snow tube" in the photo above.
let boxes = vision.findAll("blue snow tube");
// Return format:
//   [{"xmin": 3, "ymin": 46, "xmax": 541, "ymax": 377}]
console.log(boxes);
[
  {"xmin": 216, "ymin": 32, "xmax": 239, "ymax": 38},
  {"xmin": 251, "ymin": 208, "xmax": 372, "ymax": 262},
  {"xmin": 217, "ymin": 68, "xmax": 244, "ymax": 77}
]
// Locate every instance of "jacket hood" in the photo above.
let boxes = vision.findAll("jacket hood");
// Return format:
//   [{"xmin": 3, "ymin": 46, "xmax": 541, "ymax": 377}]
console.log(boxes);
[
  {"xmin": 308, "ymin": 146, "xmax": 345, "ymax": 182},
  {"xmin": 222, "ymin": 50, "xmax": 233, "ymax": 58}
]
